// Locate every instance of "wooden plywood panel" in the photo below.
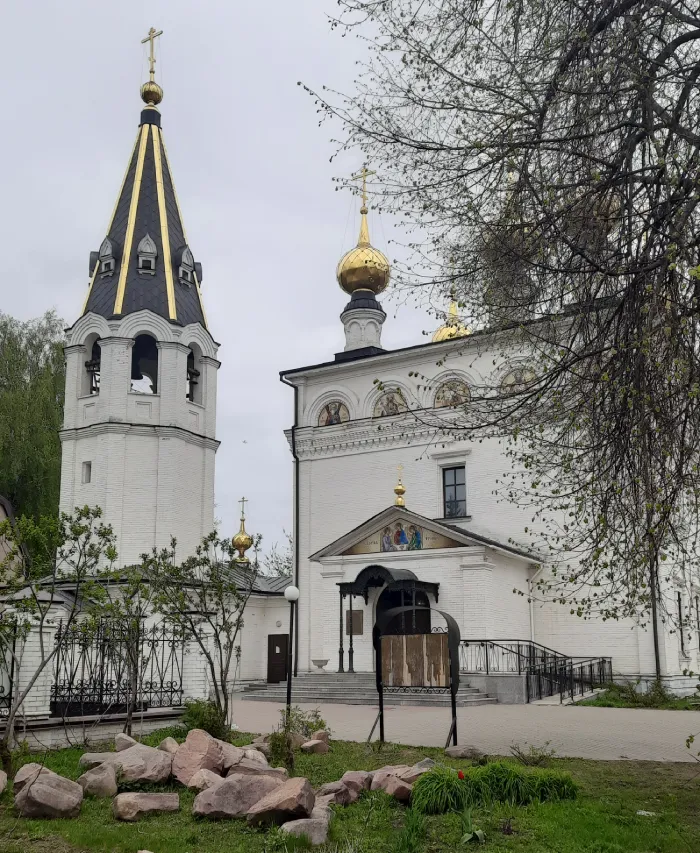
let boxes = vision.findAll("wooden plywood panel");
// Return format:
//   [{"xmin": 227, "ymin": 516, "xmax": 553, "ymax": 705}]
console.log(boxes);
[{"xmin": 381, "ymin": 633, "xmax": 450, "ymax": 687}]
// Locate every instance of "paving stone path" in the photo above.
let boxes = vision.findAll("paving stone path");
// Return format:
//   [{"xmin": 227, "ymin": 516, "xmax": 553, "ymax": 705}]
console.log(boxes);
[{"xmin": 231, "ymin": 698, "xmax": 698, "ymax": 763}]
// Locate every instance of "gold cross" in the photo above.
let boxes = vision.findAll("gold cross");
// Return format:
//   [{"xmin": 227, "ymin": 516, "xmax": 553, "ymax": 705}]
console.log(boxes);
[
  {"xmin": 397, "ymin": 464, "xmax": 404, "ymax": 477},
  {"xmin": 350, "ymin": 165, "xmax": 376, "ymax": 209},
  {"xmin": 239, "ymin": 496, "xmax": 248, "ymax": 519},
  {"xmin": 141, "ymin": 27, "xmax": 163, "ymax": 81}
]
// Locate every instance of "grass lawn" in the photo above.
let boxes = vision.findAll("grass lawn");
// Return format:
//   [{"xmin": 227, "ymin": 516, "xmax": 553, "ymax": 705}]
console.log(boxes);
[
  {"xmin": 1, "ymin": 725, "xmax": 698, "ymax": 852},
  {"xmin": 579, "ymin": 682, "xmax": 700, "ymax": 711}
]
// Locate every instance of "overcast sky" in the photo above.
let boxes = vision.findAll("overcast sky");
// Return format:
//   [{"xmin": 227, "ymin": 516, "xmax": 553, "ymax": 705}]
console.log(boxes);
[{"xmin": 0, "ymin": 0, "xmax": 435, "ymax": 554}]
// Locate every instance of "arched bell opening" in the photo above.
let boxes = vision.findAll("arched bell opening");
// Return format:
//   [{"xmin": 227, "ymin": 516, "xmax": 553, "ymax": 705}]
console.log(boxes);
[
  {"xmin": 82, "ymin": 333, "xmax": 101, "ymax": 396},
  {"xmin": 130, "ymin": 333, "xmax": 159, "ymax": 394},
  {"xmin": 186, "ymin": 342, "xmax": 203, "ymax": 404}
]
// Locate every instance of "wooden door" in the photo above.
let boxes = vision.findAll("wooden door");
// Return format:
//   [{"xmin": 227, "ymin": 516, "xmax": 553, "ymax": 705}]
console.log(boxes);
[{"xmin": 267, "ymin": 634, "xmax": 288, "ymax": 684}]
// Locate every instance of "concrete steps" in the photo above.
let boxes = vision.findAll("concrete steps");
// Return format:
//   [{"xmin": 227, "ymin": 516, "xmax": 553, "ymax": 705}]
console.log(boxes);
[{"xmin": 241, "ymin": 673, "xmax": 497, "ymax": 707}]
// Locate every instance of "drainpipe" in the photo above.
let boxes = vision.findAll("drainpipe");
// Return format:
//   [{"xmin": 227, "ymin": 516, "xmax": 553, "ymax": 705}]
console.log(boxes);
[
  {"xmin": 280, "ymin": 376, "xmax": 300, "ymax": 677},
  {"xmin": 528, "ymin": 564, "xmax": 544, "ymax": 644}
]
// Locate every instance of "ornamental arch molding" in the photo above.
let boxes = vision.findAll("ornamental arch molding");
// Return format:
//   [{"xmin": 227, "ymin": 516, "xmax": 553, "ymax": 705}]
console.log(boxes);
[
  {"xmin": 66, "ymin": 313, "xmax": 111, "ymax": 348},
  {"xmin": 309, "ymin": 389, "xmax": 357, "ymax": 426},
  {"xmin": 364, "ymin": 379, "xmax": 414, "ymax": 420},
  {"xmin": 117, "ymin": 310, "xmax": 175, "ymax": 343}
]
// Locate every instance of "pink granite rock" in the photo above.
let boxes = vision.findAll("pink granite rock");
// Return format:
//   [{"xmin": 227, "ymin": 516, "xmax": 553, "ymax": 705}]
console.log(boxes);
[
  {"xmin": 384, "ymin": 775, "xmax": 413, "ymax": 802},
  {"xmin": 243, "ymin": 747, "xmax": 269, "ymax": 766},
  {"xmin": 13, "ymin": 763, "xmax": 57, "ymax": 794},
  {"xmin": 226, "ymin": 758, "xmax": 287, "ymax": 779},
  {"xmin": 113, "ymin": 792, "xmax": 179, "ymax": 821},
  {"xmin": 79, "ymin": 745, "xmax": 172, "ymax": 784},
  {"xmin": 77, "ymin": 762, "xmax": 118, "ymax": 798},
  {"xmin": 14, "ymin": 772, "xmax": 83, "ymax": 818},
  {"xmin": 247, "ymin": 776, "xmax": 315, "ymax": 827},
  {"xmin": 300, "ymin": 739, "xmax": 329, "ymax": 754},
  {"xmin": 370, "ymin": 766, "xmax": 413, "ymax": 791},
  {"xmin": 316, "ymin": 780, "xmax": 356, "ymax": 806},
  {"xmin": 216, "ymin": 740, "xmax": 246, "ymax": 771},
  {"xmin": 282, "ymin": 817, "xmax": 329, "ymax": 845},
  {"xmin": 187, "ymin": 768, "xmax": 225, "ymax": 792},
  {"xmin": 172, "ymin": 729, "xmax": 224, "ymax": 785},
  {"xmin": 115, "ymin": 733, "xmax": 138, "ymax": 751},
  {"xmin": 340, "ymin": 770, "xmax": 372, "ymax": 795},
  {"xmin": 158, "ymin": 736, "xmax": 180, "ymax": 755},
  {"xmin": 311, "ymin": 729, "xmax": 330, "ymax": 744},
  {"xmin": 193, "ymin": 772, "xmax": 284, "ymax": 819}
]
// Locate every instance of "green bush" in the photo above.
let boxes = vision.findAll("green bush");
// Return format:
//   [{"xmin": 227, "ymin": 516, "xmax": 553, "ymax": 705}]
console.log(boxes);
[
  {"xmin": 412, "ymin": 762, "xmax": 578, "ymax": 814},
  {"xmin": 279, "ymin": 705, "xmax": 329, "ymax": 738},
  {"xmin": 181, "ymin": 699, "xmax": 231, "ymax": 741},
  {"xmin": 411, "ymin": 765, "xmax": 469, "ymax": 815}
]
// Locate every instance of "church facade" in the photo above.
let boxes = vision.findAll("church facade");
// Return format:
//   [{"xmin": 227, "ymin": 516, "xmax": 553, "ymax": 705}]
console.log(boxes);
[{"xmin": 52, "ymin": 47, "xmax": 696, "ymax": 706}]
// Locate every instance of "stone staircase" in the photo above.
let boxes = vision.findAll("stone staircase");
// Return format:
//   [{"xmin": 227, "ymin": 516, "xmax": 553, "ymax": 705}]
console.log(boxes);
[{"xmin": 241, "ymin": 672, "xmax": 497, "ymax": 707}]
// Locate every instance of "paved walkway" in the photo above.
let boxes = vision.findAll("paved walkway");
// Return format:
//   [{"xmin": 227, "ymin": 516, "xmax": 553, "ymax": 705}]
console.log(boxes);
[{"xmin": 231, "ymin": 698, "xmax": 698, "ymax": 763}]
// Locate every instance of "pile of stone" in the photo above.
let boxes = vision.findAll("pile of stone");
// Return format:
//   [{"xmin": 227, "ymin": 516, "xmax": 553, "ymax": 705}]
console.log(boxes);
[{"xmin": 10, "ymin": 727, "xmax": 435, "ymax": 845}]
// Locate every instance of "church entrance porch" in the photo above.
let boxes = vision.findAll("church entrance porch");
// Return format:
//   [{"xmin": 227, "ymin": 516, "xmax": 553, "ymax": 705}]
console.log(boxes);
[{"xmin": 337, "ymin": 565, "xmax": 439, "ymax": 673}]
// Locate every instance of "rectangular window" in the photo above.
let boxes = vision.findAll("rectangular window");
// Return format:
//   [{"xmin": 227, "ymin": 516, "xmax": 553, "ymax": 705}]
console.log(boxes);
[
  {"xmin": 442, "ymin": 465, "xmax": 466, "ymax": 518},
  {"xmin": 81, "ymin": 461, "xmax": 92, "ymax": 484},
  {"xmin": 345, "ymin": 610, "xmax": 363, "ymax": 636}
]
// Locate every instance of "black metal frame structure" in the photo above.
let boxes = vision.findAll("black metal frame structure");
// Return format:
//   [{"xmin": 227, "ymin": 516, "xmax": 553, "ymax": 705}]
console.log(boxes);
[
  {"xmin": 370, "ymin": 604, "xmax": 461, "ymax": 748},
  {"xmin": 338, "ymin": 565, "xmax": 439, "ymax": 674}
]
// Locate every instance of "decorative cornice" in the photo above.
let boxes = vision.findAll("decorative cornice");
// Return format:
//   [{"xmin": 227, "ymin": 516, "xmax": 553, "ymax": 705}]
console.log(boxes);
[
  {"xmin": 286, "ymin": 415, "xmax": 440, "ymax": 460},
  {"xmin": 59, "ymin": 421, "xmax": 220, "ymax": 451},
  {"xmin": 156, "ymin": 341, "xmax": 190, "ymax": 353},
  {"xmin": 199, "ymin": 356, "xmax": 221, "ymax": 369}
]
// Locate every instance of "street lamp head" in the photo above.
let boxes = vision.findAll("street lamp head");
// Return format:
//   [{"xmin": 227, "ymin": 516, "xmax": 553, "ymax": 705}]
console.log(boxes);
[{"xmin": 284, "ymin": 585, "xmax": 300, "ymax": 603}]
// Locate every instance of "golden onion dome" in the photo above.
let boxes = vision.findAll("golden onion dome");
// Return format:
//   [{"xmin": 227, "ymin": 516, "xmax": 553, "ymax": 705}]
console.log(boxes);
[
  {"xmin": 232, "ymin": 515, "xmax": 254, "ymax": 564},
  {"xmin": 140, "ymin": 80, "xmax": 164, "ymax": 106},
  {"xmin": 336, "ymin": 206, "xmax": 390, "ymax": 296},
  {"xmin": 432, "ymin": 301, "xmax": 472, "ymax": 343}
]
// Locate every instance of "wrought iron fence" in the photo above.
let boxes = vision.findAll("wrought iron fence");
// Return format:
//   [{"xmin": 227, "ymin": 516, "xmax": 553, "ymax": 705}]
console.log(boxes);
[
  {"xmin": 50, "ymin": 621, "xmax": 185, "ymax": 717},
  {"xmin": 460, "ymin": 639, "xmax": 612, "ymax": 704}
]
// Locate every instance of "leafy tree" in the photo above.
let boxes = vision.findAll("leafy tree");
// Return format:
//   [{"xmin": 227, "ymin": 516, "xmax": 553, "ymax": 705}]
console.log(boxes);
[
  {"xmin": 0, "ymin": 311, "xmax": 65, "ymax": 521},
  {"xmin": 145, "ymin": 532, "xmax": 260, "ymax": 727},
  {"xmin": 0, "ymin": 506, "xmax": 116, "ymax": 773},
  {"xmin": 263, "ymin": 530, "xmax": 293, "ymax": 578},
  {"xmin": 309, "ymin": 0, "xmax": 700, "ymax": 674}
]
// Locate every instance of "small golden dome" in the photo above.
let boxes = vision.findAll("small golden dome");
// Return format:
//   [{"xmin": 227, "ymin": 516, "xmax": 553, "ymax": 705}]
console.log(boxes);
[
  {"xmin": 232, "ymin": 513, "xmax": 253, "ymax": 564},
  {"xmin": 336, "ymin": 207, "xmax": 390, "ymax": 296},
  {"xmin": 394, "ymin": 467, "xmax": 406, "ymax": 507},
  {"xmin": 140, "ymin": 80, "xmax": 164, "ymax": 106},
  {"xmin": 432, "ymin": 301, "xmax": 471, "ymax": 342}
]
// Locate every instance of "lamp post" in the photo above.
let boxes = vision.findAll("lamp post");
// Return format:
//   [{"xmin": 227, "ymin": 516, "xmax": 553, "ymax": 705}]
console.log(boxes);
[{"xmin": 284, "ymin": 585, "xmax": 300, "ymax": 721}]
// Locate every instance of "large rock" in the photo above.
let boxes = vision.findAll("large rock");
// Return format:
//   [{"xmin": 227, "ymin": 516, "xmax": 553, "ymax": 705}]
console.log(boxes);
[
  {"xmin": 250, "ymin": 741, "xmax": 271, "ymax": 759},
  {"xmin": 445, "ymin": 745, "xmax": 485, "ymax": 760},
  {"xmin": 243, "ymin": 748, "xmax": 268, "ymax": 766},
  {"xmin": 0, "ymin": 770, "xmax": 6, "ymax": 795},
  {"xmin": 311, "ymin": 794, "xmax": 334, "ymax": 822},
  {"xmin": 193, "ymin": 772, "xmax": 284, "ymax": 819},
  {"xmin": 401, "ymin": 759, "xmax": 436, "ymax": 785},
  {"xmin": 79, "ymin": 744, "xmax": 172, "ymax": 784},
  {"xmin": 282, "ymin": 817, "xmax": 329, "ymax": 846},
  {"xmin": 13, "ymin": 763, "xmax": 57, "ymax": 794},
  {"xmin": 187, "ymin": 768, "xmax": 225, "ymax": 792},
  {"xmin": 226, "ymin": 758, "xmax": 287, "ymax": 779},
  {"xmin": 78, "ymin": 763, "xmax": 118, "ymax": 798},
  {"xmin": 115, "ymin": 733, "xmax": 138, "ymax": 752},
  {"xmin": 113, "ymin": 792, "xmax": 179, "ymax": 822},
  {"xmin": 300, "ymin": 740, "xmax": 329, "ymax": 755},
  {"xmin": 216, "ymin": 740, "xmax": 246, "ymax": 771},
  {"xmin": 384, "ymin": 776, "xmax": 413, "ymax": 802},
  {"xmin": 340, "ymin": 770, "xmax": 372, "ymax": 795},
  {"xmin": 316, "ymin": 781, "xmax": 356, "ymax": 806},
  {"xmin": 14, "ymin": 772, "xmax": 83, "ymax": 818},
  {"xmin": 370, "ymin": 766, "xmax": 413, "ymax": 791},
  {"xmin": 172, "ymin": 729, "xmax": 224, "ymax": 785},
  {"xmin": 311, "ymin": 730, "xmax": 330, "ymax": 745},
  {"xmin": 247, "ymin": 777, "xmax": 315, "ymax": 827},
  {"xmin": 158, "ymin": 736, "xmax": 180, "ymax": 755}
]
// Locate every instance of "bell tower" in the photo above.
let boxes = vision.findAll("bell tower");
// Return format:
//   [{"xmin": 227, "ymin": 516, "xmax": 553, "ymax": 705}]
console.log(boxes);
[{"xmin": 59, "ymin": 30, "xmax": 220, "ymax": 566}]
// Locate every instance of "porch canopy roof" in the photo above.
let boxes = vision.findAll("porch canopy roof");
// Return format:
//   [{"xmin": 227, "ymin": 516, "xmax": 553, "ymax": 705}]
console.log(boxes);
[{"xmin": 338, "ymin": 563, "xmax": 439, "ymax": 603}]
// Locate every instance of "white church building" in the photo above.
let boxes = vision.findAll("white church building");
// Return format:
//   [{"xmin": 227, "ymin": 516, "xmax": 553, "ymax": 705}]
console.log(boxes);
[{"xmin": 45, "ymin": 55, "xmax": 698, "ymax": 716}]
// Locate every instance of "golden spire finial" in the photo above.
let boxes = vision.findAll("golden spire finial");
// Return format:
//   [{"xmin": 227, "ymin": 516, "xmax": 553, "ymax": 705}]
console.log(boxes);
[
  {"xmin": 394, "ymin": 464, "xmax": 406, "ymax": 507},
  {"xmin": 232, "ymin": 496, "xmax": 254, "ymax": 564},
  {"xmin": 140, "ymin": 27, "xmax": 164, "ymax": 107},
  {"xmin": 351, "ymin": 165, "xmax": 376, "ymax": 246},
  {"xmin": 432, "ymin": 285, "xmax": 472, "ymax": 342}
]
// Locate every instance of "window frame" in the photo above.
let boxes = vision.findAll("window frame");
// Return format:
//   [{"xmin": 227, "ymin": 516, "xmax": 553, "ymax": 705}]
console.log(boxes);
[{"xmin": 442, "ymin": 464, "xmax": 467, "ymax": 519}]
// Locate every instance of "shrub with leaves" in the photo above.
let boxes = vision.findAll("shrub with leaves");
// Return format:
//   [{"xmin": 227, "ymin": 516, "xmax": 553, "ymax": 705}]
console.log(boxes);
[
  {"xmin": 510, "ymin": 741, "xmax": 557, "ymax": 767},
  {"xmin": 182, "ymin": 698, "xmax": 232, "ymax": 741},
  {"xmin": 411, "ymin": 765, "xmax": 469, "ymax": 815},
  {"xmin": 279, "ymin": 705, "xmax": 329, "ymax": 738}
]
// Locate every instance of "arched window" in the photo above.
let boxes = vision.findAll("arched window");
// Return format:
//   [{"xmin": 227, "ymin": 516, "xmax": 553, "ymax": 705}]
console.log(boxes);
[
  {"xmin": 130, "ymin": 334, "xmax": 159, "ymax": 394},
  {"xmin": 137, "ymin": 233, "xmax": 158, "ymax": 275},
  {"xmin": 82, "ymin": 334, "xmax": 101, "ymax": 396},
  {"xmin": 98, "ymin": 237, "xmax": 117, "ymax": 278},
  {"xmin": 500, "ymin": 366, "xmax": 536, "ymax": 396},
  {"xmin": 178, "ymin": 245, "xmax": 195, "ymax": 287},
  {"xmin": 318, "ymin": 401, "xmax": 349, "ymax": 426},
  {"xmin": 186, "ymin": 344, "xmax": 202, "ymax": 403}
]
